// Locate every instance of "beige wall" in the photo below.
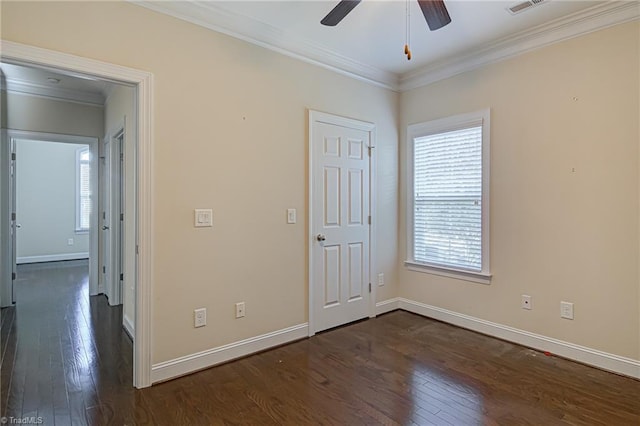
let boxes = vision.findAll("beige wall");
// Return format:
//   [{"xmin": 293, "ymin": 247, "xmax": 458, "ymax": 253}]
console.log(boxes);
[
  {"xmin": 399, "ymin": 22, "xmax": 639, "ymax": 360},
  {"xmin": 3, "ymin": 91, "xmax": 103, "ymax": 137},
  {"xmin": 1, "ymin": 1, "xmax": 399, "ymax": 363},
  {"xmin": 5, "ymin": 0, "xmax": 634, "ymax": 370},
  {"xmin": 103, "ymin": 85, "xmax": 136, "ymax": 331}
]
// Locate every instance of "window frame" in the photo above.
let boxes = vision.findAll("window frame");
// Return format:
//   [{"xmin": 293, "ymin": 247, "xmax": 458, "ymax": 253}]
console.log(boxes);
[
  {"xmin": 405, "ymin": 109, "xmax": 491, "ymax": 284},
  {"xmin": 75, "ymin": 146, "xmax": 91, "ymax": 233}
]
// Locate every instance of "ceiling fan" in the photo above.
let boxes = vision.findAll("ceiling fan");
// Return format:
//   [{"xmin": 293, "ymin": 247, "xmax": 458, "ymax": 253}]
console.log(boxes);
[{"xmin": 321, "ymin": 0, "xmax": 451, "ymax": 31}]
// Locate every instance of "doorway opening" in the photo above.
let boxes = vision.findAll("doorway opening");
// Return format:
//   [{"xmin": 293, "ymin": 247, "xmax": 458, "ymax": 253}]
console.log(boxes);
[{"xmin": 1, "ymin": 41, "xmax": 153, "ymax": 388}]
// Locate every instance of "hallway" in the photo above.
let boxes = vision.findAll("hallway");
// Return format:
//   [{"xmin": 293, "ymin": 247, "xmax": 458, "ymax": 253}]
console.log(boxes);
[{"xmin": 0, "ymin": 260, "xmax": 134, "ymax": 424}]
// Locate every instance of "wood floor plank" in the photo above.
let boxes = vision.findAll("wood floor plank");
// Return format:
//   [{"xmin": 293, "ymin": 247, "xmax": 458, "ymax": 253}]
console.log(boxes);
[{"xmin": 1, "ymin": 261, "xmax": 639, "ymax": 425}]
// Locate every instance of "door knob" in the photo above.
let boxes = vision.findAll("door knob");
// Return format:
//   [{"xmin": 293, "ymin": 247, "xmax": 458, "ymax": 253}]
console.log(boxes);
[
  {"xmin": 102, "ymin": 225, "xmax": 110, "ymax": 230},
  {"xmin": 316, "ymin": 234, "xmax": 326, "ymax": 242}
]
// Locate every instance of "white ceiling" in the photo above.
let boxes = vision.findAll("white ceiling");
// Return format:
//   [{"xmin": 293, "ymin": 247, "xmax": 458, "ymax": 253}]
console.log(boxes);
[
  {"xmin": 210, "ymin": 0, "xmax": 600, "ymax": 75},
  {"xmin": 137, "ymin": 0, "xmax": 638, "ymax": 89},
  {"xmin": 0, "ymin": 62, "xmax": 114, "ymax": 105}
]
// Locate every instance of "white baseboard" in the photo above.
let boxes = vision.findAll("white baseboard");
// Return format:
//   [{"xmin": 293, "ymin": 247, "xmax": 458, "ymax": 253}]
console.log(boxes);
[
  {"xmin": 151, "ymin": 323, "xmax": 309, "ymax": 384},
  {"xmin": 397, "ymin": 298, "xmax": 640, "ymax": 379},
  {"xmin": 376, "ymin": 297, "xmax": 400, "ymax": 315},
  {"xmin": 17, "ymin": 252, "xmax": 89, "ymax": 264},
  {"xmin": 123, "ymin": 314, "xmax": 134, "ymax": 339}
]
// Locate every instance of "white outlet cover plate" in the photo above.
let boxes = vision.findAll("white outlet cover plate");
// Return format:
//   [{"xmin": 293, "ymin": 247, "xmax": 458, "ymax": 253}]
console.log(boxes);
[
  {"xmin": 194, "ymin": 308, "xmax": 207, "ymax": 327},
  {"xmin": 560, "ymin": 301, "xmax": 574, "ymax": 319},
  {"xmin": 287, "ymin": 208, "xmax": 296, "ymax": 224},
  {"xmin": 194, "ymin": 209, "xmax": 213, "ymax": 227},
  {"xmin": 235, "ymin": 302, "xmax": 245, "ymax": 318}
]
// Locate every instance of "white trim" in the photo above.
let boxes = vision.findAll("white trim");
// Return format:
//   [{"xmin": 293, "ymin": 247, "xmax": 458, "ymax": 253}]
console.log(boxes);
[
  {"xmin": 123, "ymin": 314, "xmax": 134, "ymax": 339},
  {"xmin": 368, "ymin": 127, "xmax": 377, "ymax": 319},
  {"xmin": 133, "ymin": 0, "xmax": 397, "ymax": 91},
  {"xmin": 398, "ymin": 298, "xmax": 640, "ymax": 379},
  {"xmin": 308, "ymin": 110, "xmax": 376, "ymax": 336},
  {"xmin": 7, "ymin": 130, "xmax": 96, "ymax": 146},
  {"xmin": 17, "ymin": 252, "xmax": 89, "ymax": 264},
  {"xmin": 400, "ymin": 2, "xmax": 640, "ymax": 91},
  {"xmin": 75, "ymin": 145, "xmax": 90, "ymax": 232},
  {"xmin": 7, "ymin": 130, "xmax": 99, "ymax": 296},
  {"xmin": 406, "ymin": 109, "xmax": 491, "ymax": 281},
  {"xmin": 1, "ymin": 40, "xmax": 155, "ymax": 389},
  {"xmin": 404, "ymin": 261, "xmax": 492, "ymax": 285},
  {"xmin": 151, "ymin": 323, "xmax": 309, "ymax": 384},
  {"xmin": 1, "ymin": 78, "xmax": 105, "ymax": 106},
  {"xmin": 375, "ymin": 298, "xmax": 400, "ymax": 316},
  {"xmin": 133, "ymin": 1, "xmax": 637, "ymax": 93}
]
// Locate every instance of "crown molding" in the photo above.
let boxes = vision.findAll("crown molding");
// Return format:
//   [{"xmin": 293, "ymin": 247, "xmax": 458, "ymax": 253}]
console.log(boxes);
[
  {"xmin": 132, "ymin": 0, "xmax": 399, "ymax": 91},
  {"xmin": 399, "ymin": 1, "xmax": 640, "ymax": 91},
  {"xmin": 131, "ymin": 1, "xmax": 638, "ymax": 93},
  {"xmin": 1, "ymin": 77, "xmax": 106, "ymax": 106}
]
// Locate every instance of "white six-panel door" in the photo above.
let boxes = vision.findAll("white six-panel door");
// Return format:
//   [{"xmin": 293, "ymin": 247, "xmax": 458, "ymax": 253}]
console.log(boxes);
[{"xmin": 311, "ymin": 112, "xmax": 373, "ymax": 334}]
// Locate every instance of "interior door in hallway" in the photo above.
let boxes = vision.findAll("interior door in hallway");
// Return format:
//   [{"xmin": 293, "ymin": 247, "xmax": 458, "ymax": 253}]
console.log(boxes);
[{"xmin": 311, "ymin": 113, "xmax": 372, "ymax": 333}]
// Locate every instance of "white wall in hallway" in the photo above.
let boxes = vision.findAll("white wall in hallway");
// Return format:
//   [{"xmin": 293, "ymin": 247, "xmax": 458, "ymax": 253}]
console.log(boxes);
[{"xmin": 16, "ymin": 139, "xmax": 89, "ymax": 262}]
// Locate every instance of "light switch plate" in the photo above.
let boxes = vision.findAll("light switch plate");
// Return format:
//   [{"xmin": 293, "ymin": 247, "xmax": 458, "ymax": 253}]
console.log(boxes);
[
  {"xmin": 194, "ymin": 209, "xmax": 213, "ymax": 227},
  {"xmin": 560, "ymin": 301, "xmax": 574, "ymax": 319},
  {"xmin": 287, "ymin": 208, "xmax": 296, "ymax": 224}
]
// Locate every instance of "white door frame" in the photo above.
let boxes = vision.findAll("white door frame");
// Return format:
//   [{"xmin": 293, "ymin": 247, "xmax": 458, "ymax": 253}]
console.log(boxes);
[
  {"xmin": 1, "ymin": 40, "xmax": 154, "ymax": 388},
  {"xmin": 5, "ymin": 131, "xmax": 99, "ymax": 297},
  {"xmin": 307, "ymin": 110, "xmax": 377, "ymax": 336},
  {"xmin": 102, "ymin": 123, "xmax": 125, "ymax": 307}
]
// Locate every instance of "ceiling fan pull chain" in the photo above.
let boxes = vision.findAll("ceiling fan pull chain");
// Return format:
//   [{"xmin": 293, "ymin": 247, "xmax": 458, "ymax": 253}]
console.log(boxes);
[{"xmin": 405, "ymin": 0, "xmax": 412, "ymax": 60}]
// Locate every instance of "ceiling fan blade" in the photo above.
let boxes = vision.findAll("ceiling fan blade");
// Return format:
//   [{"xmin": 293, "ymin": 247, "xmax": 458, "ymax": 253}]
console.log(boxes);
[
  {"xmin": 417, "ymin": 0, "xmax": 451, "ymax": 31},
  {"xmin": 321, "ymin": 0, "xmax": 361, "ymax": 26}
]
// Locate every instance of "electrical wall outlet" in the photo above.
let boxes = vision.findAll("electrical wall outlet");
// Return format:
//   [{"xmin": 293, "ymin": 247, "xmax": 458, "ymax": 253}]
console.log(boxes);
[
  {"xmin": 560, "ymin": 301, "xmax": 574, "ymax": 319},
  {"xmin": 68, "ymin": 238, "xmax": 74, "ymax": 246},
  {"xmin": 194, "ymin": 308, "xmax": 206, "ymax": 327},
  {"xmin": 287, "ymin": 209, "xmax": 296, "ymax": 224},
  {"xmin": 521, "ymin": 295, "xmax": 532, "ymax": 310},
  {"xmin": 235, "ymin": 302, "xmax": 245, "ymax": 318},
  {"xmin": 377, "ymin": 273, "xmax": 384, "ymax": 286}
]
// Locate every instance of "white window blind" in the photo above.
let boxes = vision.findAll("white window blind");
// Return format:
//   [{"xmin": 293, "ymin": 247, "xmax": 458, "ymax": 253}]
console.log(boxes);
[
  {"xmin": 413, "ymin": 125, "xmax": 482, "ymax": 271},
  {"xmin": 407, "ymin": 109, "xmax": 490, "ymax": 282},
  {"xmin": 76, "ymin": 147, "xmax": 91, "ymax": 231}
]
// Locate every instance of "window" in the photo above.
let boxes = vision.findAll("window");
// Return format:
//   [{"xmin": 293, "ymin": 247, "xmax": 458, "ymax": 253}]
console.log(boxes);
[
  {"xmin": 406, "ymin": 110, "xmax": 491, "ymax": 283},
  {"xmin": 76, "ymin": 146, "xmax": 91, "ymax": 232}
]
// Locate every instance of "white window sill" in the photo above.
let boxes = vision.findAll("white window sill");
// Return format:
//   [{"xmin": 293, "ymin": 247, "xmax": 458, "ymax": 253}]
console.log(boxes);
[
  {"xmin": 75, "ymin": 229, "xmax": 89, "ymax": 235},
  {"xmin": 404, "ymin": 260, "xmax": 492, "ymax": 285}
]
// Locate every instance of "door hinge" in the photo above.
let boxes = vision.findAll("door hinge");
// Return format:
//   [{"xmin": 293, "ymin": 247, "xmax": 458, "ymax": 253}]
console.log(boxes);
[
  {"xmin": 11, "ymin": 153, "xmax": 16, "ymax": 161},
  {"xmin": 368, "ymin": 283, "xmax": 371, "ymax": 293},
  {"xmin": 103, "ymin": 211, "xmax": 106, "ymax": 220},
  {"xmin": 136, "ymin": 245, "xmax": 139, "ymax": 255},
  {"xmin": 120, "ymin": 213, "xmax": 124, "ymax": 221},
  {"xmin": 368, "ymin": 215, "xmax": 371, "ymax": 225},
  {"xmin": 11, "ymin": 212, "xmax": 16, "ymax": 221},
  {"xmin": 120, "ymin": 273, "xmax": 124, "ymax": 281},
  {"xmin": 367, "ymin": 146, "xmax": 372, "ymax": 157},
  {"xmin": 12, "ymin": 272, "xmax": 16, "ymax": 280},
  {"xmin": 103, "ymin": 266, "xmax": 106, "ymax": 274}
]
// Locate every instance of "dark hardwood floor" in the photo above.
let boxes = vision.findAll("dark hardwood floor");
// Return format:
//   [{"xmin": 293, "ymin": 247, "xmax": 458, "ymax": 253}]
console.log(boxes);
[{"xmin": 1, "ymin": 261, "xmax": 639, "ymax": 425}]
